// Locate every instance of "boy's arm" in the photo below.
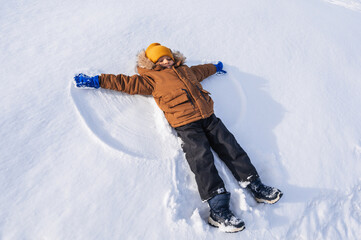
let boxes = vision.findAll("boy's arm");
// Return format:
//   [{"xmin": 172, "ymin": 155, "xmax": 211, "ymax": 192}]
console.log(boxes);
[
  {"xmin": 99, "ymin": 73, "xmax": 154, "ymax": 95},
  {"xmin": 189, "ymin": 64, "xmax": 218, "ymax": 82}
]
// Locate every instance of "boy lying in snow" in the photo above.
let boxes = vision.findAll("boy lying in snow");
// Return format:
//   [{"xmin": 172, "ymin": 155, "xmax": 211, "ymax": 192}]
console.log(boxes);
[{"xmin": 74, "ymin": 43, "xmax": 282, "ymax": 233}]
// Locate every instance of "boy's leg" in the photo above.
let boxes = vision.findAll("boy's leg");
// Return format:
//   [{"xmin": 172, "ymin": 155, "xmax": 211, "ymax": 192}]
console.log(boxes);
[
  {"xmin": 204, "ymin": 114, "xmax": 283, "ymax": 204},
  {"xmin": 175, "ymin": 120, "xmax": 227, "ymax": 201},
  {"xmin": 204, "ymin": 115, "xmax": 259, "ymax": 183}
]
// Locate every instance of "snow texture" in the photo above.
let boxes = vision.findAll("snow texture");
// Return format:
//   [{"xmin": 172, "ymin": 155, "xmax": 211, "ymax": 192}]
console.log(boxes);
[{"xmin": 1, "ymin": 0, "xmax": 361, "ymax": 239}]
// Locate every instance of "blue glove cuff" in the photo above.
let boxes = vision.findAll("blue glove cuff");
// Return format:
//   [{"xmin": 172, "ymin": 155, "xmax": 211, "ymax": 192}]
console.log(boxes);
[{"xmin": 92, "ymin": 75, "xmax": 100, "ymax": 88}]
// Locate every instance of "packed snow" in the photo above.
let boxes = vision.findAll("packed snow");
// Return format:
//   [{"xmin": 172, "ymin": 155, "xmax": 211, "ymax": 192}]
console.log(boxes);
[{"xmin": 1, "ymin": 0, "xmax": 361, "ymax": 239}]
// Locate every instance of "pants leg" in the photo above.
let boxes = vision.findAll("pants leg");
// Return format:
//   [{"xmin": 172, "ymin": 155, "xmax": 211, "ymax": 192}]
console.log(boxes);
[
  {"xmin": 204, "ymin": 115, "xmax": 259, "ymax": 182},
  {"xmin": 175, "ymin": 121, "xmax": 226, "ymax": 201}
]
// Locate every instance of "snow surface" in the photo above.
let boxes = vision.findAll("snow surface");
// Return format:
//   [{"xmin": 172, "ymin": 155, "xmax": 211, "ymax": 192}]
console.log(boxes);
[{"xmin": 1, "ymin": 0, "xmax": 361, "ymax": 239}]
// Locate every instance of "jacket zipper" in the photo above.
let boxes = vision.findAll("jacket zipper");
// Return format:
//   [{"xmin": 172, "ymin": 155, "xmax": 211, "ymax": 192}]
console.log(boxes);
[{"xmin": 182, "ymin": 89, "xmax": 195, "ymax": 108}]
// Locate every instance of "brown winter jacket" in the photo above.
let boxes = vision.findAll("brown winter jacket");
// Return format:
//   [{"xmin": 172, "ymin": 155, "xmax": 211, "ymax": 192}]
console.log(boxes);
[{"xmin": 99, "ymin": 50, "xmax": 217, "ymax": 128}]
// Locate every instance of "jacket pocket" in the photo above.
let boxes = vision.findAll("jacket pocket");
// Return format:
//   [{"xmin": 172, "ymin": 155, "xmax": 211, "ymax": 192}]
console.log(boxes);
[
  {"xmin": 196, "ymin": 85, "xmax": 211, "ymax": 102},
  {"xmin": 161, "ymin": 88, "xmax": 194, "ymax": 108}
]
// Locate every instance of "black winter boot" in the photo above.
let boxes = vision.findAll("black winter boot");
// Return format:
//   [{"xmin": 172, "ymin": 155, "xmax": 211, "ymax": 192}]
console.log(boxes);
[
  {"xmin": 208, "ymin": 193, "xmax": 245, "ymax": 233},
  {"xmin": 247, "ymin": 178, "xmax": 283, "ymax": 204}
]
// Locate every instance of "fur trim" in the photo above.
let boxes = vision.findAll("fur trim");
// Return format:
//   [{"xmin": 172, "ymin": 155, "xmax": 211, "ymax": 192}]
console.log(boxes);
[
  {"xmin": 136, "ymin": 49, "xmax": 186, "ymax": 70},
  {"xmin": 173, "ymin": 51, "xmax": 187, "ymax": 65}
]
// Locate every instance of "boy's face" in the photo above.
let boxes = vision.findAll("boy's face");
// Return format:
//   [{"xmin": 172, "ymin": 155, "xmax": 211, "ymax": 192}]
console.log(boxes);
[{"xmin": 156, "ymin": 56, "xmax": 174, "ymax": 69}]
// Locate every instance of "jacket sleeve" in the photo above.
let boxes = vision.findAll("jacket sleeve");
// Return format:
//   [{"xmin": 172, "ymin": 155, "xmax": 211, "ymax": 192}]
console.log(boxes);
[
  {"xmin": 190, "ymin": 64, "xmax": 217, "ymax": 82},
  {"xmin": 99, "ymin": 74, "xmax": 154, "ymax": 95}
]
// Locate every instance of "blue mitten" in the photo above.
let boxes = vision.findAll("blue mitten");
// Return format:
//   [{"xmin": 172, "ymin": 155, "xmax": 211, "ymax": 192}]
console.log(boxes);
[
  {"xmin": 214, "ymin": 61, "xmax": 227, "ymax": 74},
  {"xmin": 74, "ymin": 73, "xmax": 100, "ymax": 88}
]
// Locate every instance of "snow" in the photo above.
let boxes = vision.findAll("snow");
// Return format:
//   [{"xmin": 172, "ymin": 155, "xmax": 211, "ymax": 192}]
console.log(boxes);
[{"xmin": 1, "ymin": 0, "xmax": 361, "ymax": 239}]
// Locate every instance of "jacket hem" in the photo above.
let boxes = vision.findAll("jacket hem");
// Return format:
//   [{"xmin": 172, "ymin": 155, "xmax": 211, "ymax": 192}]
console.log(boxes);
[{"xmin": 170, "ymin": 111, "xmax": 214, "ymax": 128}]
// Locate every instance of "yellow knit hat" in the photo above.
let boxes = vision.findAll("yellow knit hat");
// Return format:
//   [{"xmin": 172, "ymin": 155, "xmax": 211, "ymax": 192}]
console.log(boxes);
[{"xmin": 145, "ymin": 43, "xmax": 174, "ymax": 63}]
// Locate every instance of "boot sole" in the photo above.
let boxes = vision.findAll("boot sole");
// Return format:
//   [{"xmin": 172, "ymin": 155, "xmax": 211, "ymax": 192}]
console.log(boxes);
[
  {"xmin": 208, "ymin": 217, "xmax": 245, "ymax": 233},
  {"xmin": 255, "ymin": 191, "xmax": 283, "ymax": 204}
]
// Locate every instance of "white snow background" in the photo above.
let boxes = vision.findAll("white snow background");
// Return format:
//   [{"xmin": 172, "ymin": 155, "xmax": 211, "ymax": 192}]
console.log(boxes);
[{"xmin": 1, "ymin": 0, "xmax": 361, "ymax": 239}]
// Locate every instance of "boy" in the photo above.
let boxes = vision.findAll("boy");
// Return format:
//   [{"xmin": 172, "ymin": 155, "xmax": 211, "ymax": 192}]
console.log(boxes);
[{"xmin": 74, "ymin": 43, "xmax": 283, "ymax": 233}]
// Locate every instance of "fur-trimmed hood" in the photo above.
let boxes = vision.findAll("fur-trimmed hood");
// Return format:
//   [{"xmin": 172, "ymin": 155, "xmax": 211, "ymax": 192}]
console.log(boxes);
[{"xmin": 136, "ymin": 49, "xmax": 186, "ymax": 72}]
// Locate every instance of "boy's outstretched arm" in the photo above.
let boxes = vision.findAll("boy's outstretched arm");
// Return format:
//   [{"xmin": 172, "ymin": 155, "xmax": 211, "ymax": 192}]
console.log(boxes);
[
  {"xmin": 190, "ymin": 61, "xmax": 227, "ymax": 82},
  {"xmin": 74, "ymin": 73, "xmax": 154, "ymax": 95},
  {"xmin": 100, "ymin": 74, "xmax": 154, "ymax": 95}
]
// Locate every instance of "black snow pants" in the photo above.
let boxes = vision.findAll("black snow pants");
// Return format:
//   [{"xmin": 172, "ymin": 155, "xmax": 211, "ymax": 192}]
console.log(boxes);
[{"xmin": 175, "ymin": 114, "xmax": 259, "ymax": 201}]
